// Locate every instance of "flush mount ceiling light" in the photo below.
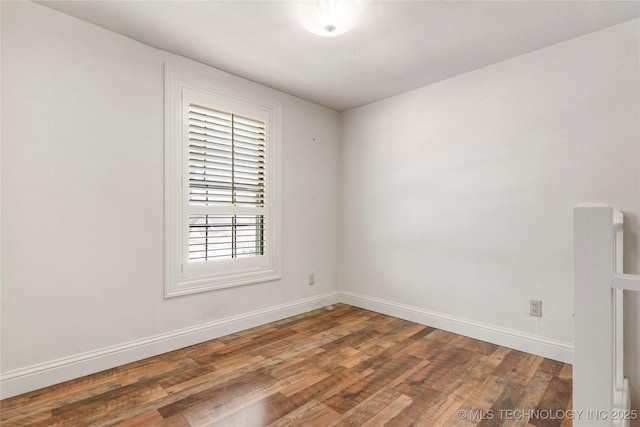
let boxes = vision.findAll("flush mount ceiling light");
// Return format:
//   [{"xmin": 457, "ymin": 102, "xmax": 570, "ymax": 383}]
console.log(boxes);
[{"xmin": 298, "ymin": 0, "xmax": 362, "ymax": 37}]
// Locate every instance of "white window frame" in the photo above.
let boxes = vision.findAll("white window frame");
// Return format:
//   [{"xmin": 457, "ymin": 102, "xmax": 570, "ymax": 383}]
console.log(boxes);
[{"xmin": 165, "ymin": 64, "xmax": 281, "ymax": 298}]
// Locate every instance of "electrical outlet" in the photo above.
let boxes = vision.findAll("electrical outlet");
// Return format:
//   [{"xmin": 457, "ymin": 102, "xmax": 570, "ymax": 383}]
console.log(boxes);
[
  {"xmin": 530, "ymin": 300, "xmax": 542, "ymax": 317},
  {"xmin": 308, "ymin": 273, "xmax": 315, "ymax": 286}
]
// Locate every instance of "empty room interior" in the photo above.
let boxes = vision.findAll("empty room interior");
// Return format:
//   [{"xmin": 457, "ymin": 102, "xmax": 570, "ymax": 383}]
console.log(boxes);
[{"xmin": 1, "ymin": 1, "xmax": 640, "ymax": 426}]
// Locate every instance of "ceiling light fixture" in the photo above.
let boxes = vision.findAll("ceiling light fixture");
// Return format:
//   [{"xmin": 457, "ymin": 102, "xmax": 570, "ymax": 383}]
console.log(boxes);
[{"xmin": 299, "ymin": 0, "xmax": 362, "ymax": 37}]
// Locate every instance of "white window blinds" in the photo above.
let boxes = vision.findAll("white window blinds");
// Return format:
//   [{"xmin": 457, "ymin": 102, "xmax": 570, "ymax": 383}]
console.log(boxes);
[
  {"xmin": 187, "ymin": 103, "xmax": 267, "ymax": 262},
  {"xmin": 187, "ymin": 104, "xmax": 266, "ymax": 206}
]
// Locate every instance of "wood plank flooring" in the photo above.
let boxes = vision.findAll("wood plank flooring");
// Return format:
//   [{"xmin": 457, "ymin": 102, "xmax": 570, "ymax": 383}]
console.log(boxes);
[{"xmin": 0, "ymin": 304, "xmax": 572, "ymax": 426}]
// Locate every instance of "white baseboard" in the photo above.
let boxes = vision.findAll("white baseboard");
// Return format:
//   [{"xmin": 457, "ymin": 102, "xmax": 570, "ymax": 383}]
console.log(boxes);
[
  {"xmin": 339, "ymin": 291, "xmax": 572, "ymax": 363},
  {"xmin": 0, "ymin": 292, "xmax": 340, "ymax": 399},
  {"xmin": 1, "ymin": 290, "xmax": 573, "ymax": 399}
]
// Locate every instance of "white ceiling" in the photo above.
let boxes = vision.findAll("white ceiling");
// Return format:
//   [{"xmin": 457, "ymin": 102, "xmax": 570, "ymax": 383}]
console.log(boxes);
[{"xmin": 38, "ymin": 1, "xmax": 640, "ymax": 112}]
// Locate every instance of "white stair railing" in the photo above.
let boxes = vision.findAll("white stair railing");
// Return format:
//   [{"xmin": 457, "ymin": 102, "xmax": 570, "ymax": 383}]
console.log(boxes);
[
  {"xmin": 612, "ymin": 211, "xmax": 630, "ymax": 427},
  {"xmin": 573, "ymin": 204, "xmax": 638, "ymax": 427}
]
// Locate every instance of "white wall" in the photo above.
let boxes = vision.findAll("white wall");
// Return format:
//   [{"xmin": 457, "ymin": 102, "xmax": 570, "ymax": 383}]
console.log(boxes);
[
  {"xmin": 1, "ymin": 1, "xmax": 340, "ymax": 397},
  {"xmin": 341, "ymin": 17, "xmax": 640, "ymax": 406}
]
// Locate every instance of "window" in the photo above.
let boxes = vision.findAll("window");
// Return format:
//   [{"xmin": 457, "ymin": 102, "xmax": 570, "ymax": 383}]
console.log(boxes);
[
  {"xmin": 165, "ymin": 65, "xmax": 281, "ymax": 297},
  {"xmin": 187, "ymin": 104, "xmax": 266, "ymax": 262}
]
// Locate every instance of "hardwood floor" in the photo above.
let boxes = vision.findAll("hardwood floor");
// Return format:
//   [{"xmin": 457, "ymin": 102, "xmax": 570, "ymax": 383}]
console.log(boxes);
[{"xmin": 0, "ymin": 304, "xmax": 572, "ymax": 427}]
